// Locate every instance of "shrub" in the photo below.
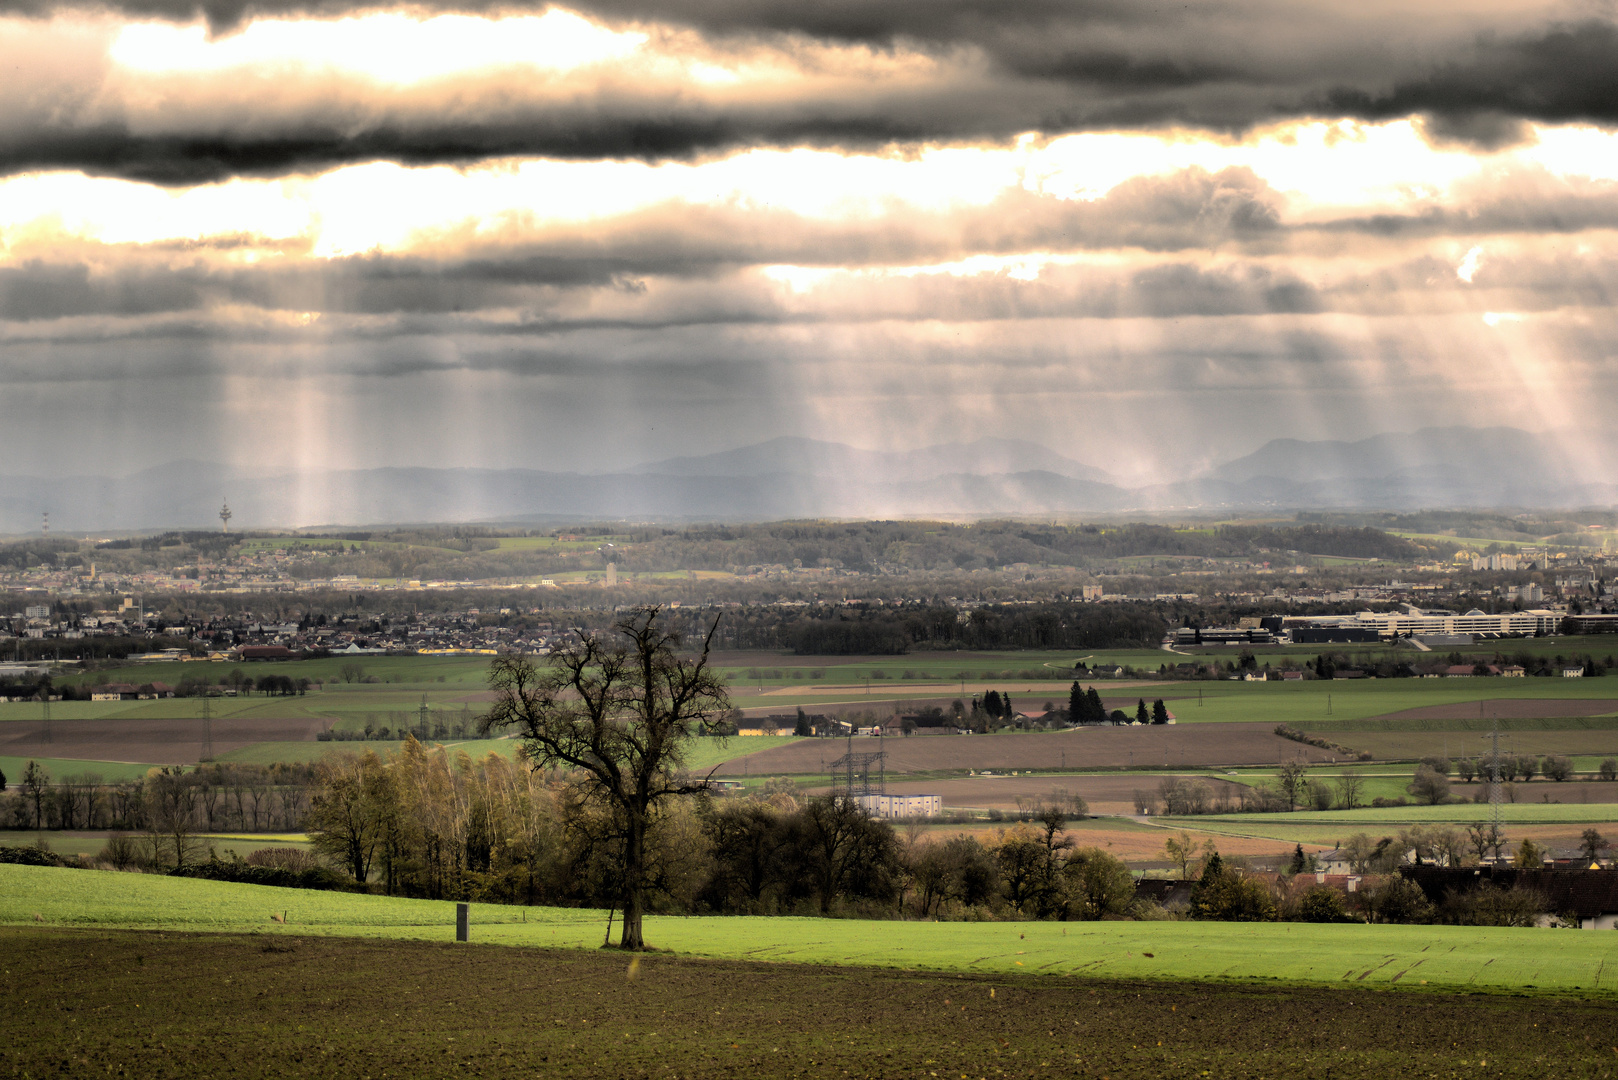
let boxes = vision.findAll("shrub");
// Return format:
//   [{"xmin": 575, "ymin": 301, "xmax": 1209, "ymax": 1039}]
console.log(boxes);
[
  {"xmin": 1407, "ymin": 765, "xmax": 1451, "ymax": 805},
  {"xmin": 1362, "ymin": 876, "xmax": 1434, "ymax": 924},
  {"xmin": 99, "ymin": 834, "xmax": 140, "ymax": 871},
  {"xmin": 245, "ymin": 847, "xmax": 322, "ymax": 873},
  {"xmin": 171, "ymin": 860, "xmax": 349, "ymax": 891},
  {"xmin": 0, "ymin": 845, "xmax": 78, "ymax": 868},
  {"xmin": 1601, "ymin": 758, "xmax": 1617, "ymax": 783},
  {"xmin": 1438, "ymin": 883, "xmax": 1545, "ymax": 928},
  {"xmin": 1543, "ymin": 755, "xmax": 1573, "ymax": 783},
  {"xmin": 1061, "ymin": 848, "xmax": 1136, "ymax": 920},
  {"xmin": 1191, "ymin": 855, "xmax": 1277, "ymax": 922},
  {"xmin": 1293, "ymin": 885, "xmax": 1353, "ymax": 923}
]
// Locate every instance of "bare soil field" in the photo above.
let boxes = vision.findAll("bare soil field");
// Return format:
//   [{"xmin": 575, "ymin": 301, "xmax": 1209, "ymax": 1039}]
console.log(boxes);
[
  {"xmin": 4, "ymin": 928, "xmax": 1611, "ymax": 1080},
  {"xmin": 715, "ymin": 723, "xmax": 1341, "ymax": 776},
  {"xmin": 0, "ymin": 716, "xmax": 327, "ymax": 764},
  {"xmin": 1449, "ymin": 780, "xmax": 1618, "ymax": 804},
  {"xmin": 872, "ymin": 773, "xmax": 1251, "ymax": 816},
  {"xmin": 1179, "ymin": 819, "xmax": 1618, "ymax": 858},
  {"xmin": 1373, "ymin": 699, "xmax": 1618, "ymax": 721},
  {"xmin": 1338, "ymin": 729, "xmax": 1618, "ymax": 761},
  {"xmin": 912, "ymin": 815, "xmax": 1310, "ymax": 863}
]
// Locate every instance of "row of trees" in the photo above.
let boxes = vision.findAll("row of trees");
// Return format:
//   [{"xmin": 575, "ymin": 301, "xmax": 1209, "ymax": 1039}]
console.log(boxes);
[
  {"xmin": 299, "ymin": 743, "xmax": 1143, "ymax": 923},
  {"xmin": 0, "ymin": 761, "xmax": 314, "ymax": 839}
]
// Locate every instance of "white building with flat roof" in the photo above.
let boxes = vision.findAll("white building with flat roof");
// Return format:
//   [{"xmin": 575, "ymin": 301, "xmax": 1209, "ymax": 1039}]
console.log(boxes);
[
  {"xmin": 1293, "ymin": 605, "xmax": 1561, "ymax": 640},
  {"xmin": 855, "ymin": 794, "xmax": 942, "ymax": 819}
]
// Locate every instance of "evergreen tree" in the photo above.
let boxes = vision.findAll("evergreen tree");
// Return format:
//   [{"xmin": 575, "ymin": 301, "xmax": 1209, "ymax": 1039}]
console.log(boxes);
[
  {"xmin": 1151, "ymin": 699, "xmax": 1169, "ymax": 725},
  {"xmin": 793, "ymin": 707, "xmax": 812, "ymax": 737},
  {"xmin": 1135, "ymin": 699, "xmax": 1149, "ymax": 725},
  {"xmin": 1068, "ymin": 681, "xmax": 1085, "ymax": 723},
  {"xmin": 1001, "ymin": 693, "xmax": 1013, "ymax": 719},
  {"xmin": 1087, "ymin": 688, "xmax": 1104, "ymax": 725},
  {"xmin": 983, "ymin": 690, "xmax": 1004, "ymax": 718}
]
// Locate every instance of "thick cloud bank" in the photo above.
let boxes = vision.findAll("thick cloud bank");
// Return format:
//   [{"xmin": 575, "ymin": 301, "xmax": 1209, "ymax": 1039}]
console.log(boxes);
[
  {"xmin": 0, "ymin": 4, "xmax": 1616, "ymax": 498},
  {"xmin": 1, "ymin": 4, "xmax": 1615, "ymax": 181}
]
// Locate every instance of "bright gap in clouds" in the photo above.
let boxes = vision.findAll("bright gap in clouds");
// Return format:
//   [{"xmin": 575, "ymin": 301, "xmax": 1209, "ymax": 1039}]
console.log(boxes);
[
  {"xmin": 4, "ymin": 122, "xmax": 1618, "ymax": 263},
  {"xmin": 108, "ymin": 9, "xmax": 647, "ymax": 83}
]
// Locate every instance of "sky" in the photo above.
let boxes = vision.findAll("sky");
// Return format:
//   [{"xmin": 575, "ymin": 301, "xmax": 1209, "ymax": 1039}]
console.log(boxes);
[{"xmin": 3, "ymin": 1, "xmax": 1618, "ymax": 485}]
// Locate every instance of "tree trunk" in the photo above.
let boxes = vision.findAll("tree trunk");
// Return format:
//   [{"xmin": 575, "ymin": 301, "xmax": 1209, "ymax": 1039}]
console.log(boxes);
[{"xmin": 620, "ymin": 813, "xmax": 646, "ymax": 949}]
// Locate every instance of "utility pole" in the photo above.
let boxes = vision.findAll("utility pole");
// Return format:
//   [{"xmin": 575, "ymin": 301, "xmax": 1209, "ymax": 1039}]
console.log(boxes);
[
  {"xmin": 419, "ymin": 694, "xmax": 430, "ymax": 741},
  {"xmin": 1487, "ymin": 713, "xmax": 1504, "ymax": 840}
]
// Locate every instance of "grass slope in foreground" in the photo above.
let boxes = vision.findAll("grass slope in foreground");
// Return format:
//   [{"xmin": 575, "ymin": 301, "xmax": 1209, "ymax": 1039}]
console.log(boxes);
[
  {"xmin": 6, "ymin": 865, "xmax": 1618, "ymax": 994},
  {"xmin": 5, "ymin": 930, "xmax": 1612, "ymax": 1080}
]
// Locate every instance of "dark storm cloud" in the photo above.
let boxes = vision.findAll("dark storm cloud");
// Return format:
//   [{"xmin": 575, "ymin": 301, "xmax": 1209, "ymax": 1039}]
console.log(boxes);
[
  {"xmin": 3, "ymin": 3, "xmax": 1615, "ymax": 180},
  {"xmin": 0, "ymin": 116, "xmax": 951, "ymax": 187},
  {"xmin": 1321, "ymin": 21, "xmax": 1618, "ymax": 141}
]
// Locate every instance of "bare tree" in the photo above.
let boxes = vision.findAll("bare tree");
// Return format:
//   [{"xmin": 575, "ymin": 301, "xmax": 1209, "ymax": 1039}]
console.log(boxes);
[
  {"xmin": 21, "ymin": 761, "xmax": 48, "ymax": 829},
  {"xmin": 1335, "ymin": 772, "xmax": 1364, "ymax": 810},
  {"xmin": 1277, "ymin": 759, "xmax": 1308, "ymax": 810},
  {"xmin": 144, "ymin": 767, "xmax": 202, "ymax": 871},
  {"xmin": 1467, "ymin": 822, "xmax": 1505, "ymax": 863},
  {"xmin": 480, "ymin": 606, "xmax": 729, "ymax": 949}
]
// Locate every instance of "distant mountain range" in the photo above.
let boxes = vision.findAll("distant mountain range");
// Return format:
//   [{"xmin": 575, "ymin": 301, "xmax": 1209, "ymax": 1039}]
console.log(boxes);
[{"xmin": 1, "ymin": 427, "xmax": 1613, "ymax": 532}]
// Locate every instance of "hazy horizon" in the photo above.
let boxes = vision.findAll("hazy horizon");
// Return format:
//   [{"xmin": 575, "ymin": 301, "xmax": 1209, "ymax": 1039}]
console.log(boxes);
[{"xmin": 4, "ymin": 3, "xmax": 1618, "ymax": 501}]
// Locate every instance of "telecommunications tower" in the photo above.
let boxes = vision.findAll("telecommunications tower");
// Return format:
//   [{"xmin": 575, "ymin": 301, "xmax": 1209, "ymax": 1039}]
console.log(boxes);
[{"xmin": 219, "ymin": 500, "xmax": 232, "ymax": 534}]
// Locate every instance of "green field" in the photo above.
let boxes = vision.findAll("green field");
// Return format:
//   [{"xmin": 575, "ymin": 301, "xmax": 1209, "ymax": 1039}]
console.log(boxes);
[
  {"xmin": 4, "ymin": 832, "xmax": 313, "ymax": 859},
  {"xmin": 0, "ymin": 755, "xmax": 158, "ymax": 782},
  {"xmin": 6, "ymin": 865, "xmax": 1618, "ymax": 994},
  {"xmin": 11, "ymin": 651, "xmax": 1618, "ymax": 781}
]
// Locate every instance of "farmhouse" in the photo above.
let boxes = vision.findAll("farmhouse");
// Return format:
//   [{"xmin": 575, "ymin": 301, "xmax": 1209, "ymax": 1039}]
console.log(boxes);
[
  {"xmin": 234, "ymin": 645, "xmax": 294, "ymax": 661},
  {"xmin": 91, "ymin": 683, "xmax": 138, "ymax": 701},
  {"xmin": 1133, "ymin": 878, "xmax": 1194, "ymax": 910}
]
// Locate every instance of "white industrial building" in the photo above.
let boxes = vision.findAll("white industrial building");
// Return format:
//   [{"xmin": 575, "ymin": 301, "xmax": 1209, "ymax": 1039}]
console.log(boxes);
[
  {"xmin": 1291, "ymin": 604, "xmax": 1561, "ymax": 640},
  {"xmin": 854, "ymin": 793, "xmax": 942, "ymax": 819}
]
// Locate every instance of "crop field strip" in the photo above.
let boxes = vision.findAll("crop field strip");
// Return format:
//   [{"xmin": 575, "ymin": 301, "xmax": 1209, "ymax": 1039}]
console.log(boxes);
[
  {"xmin": 7, "ymin": 651, "xmax": 1618, "ymax": 779},
  {"xmin": 7, "ymin": 865, "xmax": 1618, "ymax": 996},
  {"xmin": 6, "ymin": 929, "xmax": 1612, "ymax": 1080}
]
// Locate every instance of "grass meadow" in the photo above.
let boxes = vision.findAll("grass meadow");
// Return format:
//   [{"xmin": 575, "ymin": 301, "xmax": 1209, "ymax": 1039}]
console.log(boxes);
[{"xmin": 6, "ymin": 864, "xmax": 1618, "ymax": 994}]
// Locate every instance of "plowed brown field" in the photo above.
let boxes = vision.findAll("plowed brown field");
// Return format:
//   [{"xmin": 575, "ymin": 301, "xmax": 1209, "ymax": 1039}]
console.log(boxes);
[
  {"xmin": 3, "ymin": 929, "xmax": 1611, "ymax": 1080},
  {"xmin": 715, "ymin": 723, "xmax": 1340, "ymax": 776},
  {"xmin": 1374, "ymin": 699, "xmax": 1618, "ymax": 721},
  {"xmin": 0, "ymin": 716, "xmax": 327, "ymax": 763},
  {"xmin": 872, "ymin": 773, "xmax": 1250, "ymax": 815}
]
